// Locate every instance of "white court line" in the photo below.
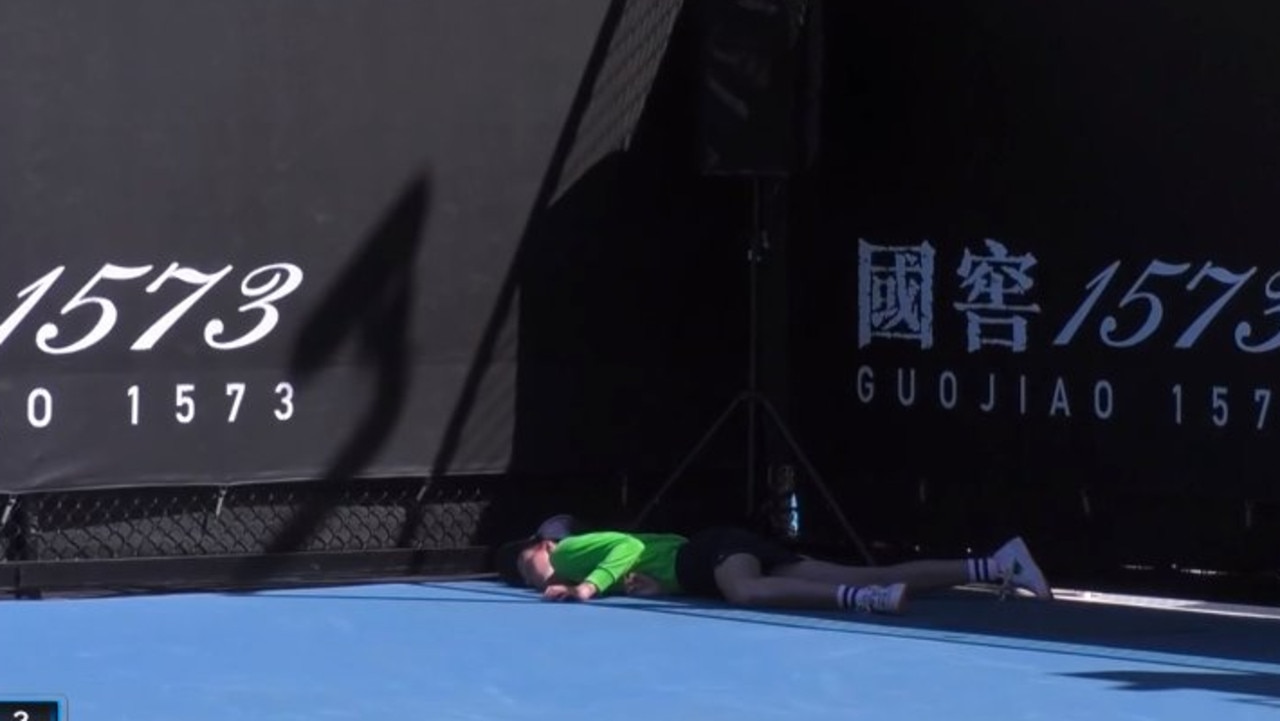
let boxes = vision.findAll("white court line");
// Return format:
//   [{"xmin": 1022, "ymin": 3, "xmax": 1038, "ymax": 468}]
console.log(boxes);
[
  {"xmin": 949, "ymin": 583, "xmax": 1280, "ymax": 620},
  {"xmin": 1050, "ymin": 587, "xmax": 1280, "ymax": 621}
]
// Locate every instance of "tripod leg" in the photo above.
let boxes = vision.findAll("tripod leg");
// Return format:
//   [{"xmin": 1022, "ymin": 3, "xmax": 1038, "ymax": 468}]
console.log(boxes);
[
  {"xmin": 629, "ymin": 392, "xmax": 750, "ymax": 530},
  {"xmin": 755, "ymin": 395, "xmax": 877, "ymax": 565}
]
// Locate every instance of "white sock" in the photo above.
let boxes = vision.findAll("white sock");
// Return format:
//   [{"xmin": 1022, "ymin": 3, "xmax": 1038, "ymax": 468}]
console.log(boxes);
[
  {"xmin": 967, "ymin": 557, "xmax": 999, "ymax": 584},
  {"xmin": 836, "ymin": 584, "xmax": 863, "ymax": 609}
]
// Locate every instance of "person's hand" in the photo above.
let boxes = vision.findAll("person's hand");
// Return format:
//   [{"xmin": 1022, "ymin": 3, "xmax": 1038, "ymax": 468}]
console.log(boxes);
[
  {"xmin": 572, "ymin": 582, "xmax": 597, "ymax": 601},
  {"xmin": 624, "ymin": 572, "xmax": 663, "ymax": 597},
  {"xmin": 542, "ymin": 583, "xmax": 597, "ymax": 601},
  {"xmin": 542, "ymin": 584, "xmax": 574, "ymax": 601}
]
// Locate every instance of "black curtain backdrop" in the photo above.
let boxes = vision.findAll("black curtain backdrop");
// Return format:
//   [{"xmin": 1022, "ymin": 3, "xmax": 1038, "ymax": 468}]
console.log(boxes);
[
  {"xmin": 0, "ymin": 0, "xmax": 755, "ymax": 502},
  {"xmin": 791, "ymin": 0, "xmax": 1280, "ymax": 569}
]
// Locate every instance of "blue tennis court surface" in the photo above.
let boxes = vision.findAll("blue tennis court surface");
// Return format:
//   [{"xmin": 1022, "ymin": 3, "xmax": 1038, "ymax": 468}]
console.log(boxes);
[{"xmin": 6, "ymin": 580, "xmax": 1279, "ymax": 720}]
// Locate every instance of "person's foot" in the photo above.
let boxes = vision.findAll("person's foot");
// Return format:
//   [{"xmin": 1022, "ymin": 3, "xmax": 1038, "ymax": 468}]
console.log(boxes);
[
  {"xmin": 993, "ymin": 537, "xmax": 1053, "ymax": 600},
  {"xmin": 853, "ymin": 583, "xmax": 907, "ymax": 614}
]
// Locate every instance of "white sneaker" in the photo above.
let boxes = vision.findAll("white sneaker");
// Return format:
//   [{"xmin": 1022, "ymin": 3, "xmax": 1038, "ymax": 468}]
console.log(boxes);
[
  {"xmin": 993, "ymin": 536, "xmax": 1053, "ymax": 600},
  {"xmin": 853, "ymin": 583, "xmax": 907, "ymax": 614}
]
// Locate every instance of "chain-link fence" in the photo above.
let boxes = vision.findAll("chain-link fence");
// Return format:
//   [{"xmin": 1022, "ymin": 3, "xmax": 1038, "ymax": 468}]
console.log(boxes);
[{"xmin": 0, "ymin": 476, "xmax": 497, "ymax": 594}]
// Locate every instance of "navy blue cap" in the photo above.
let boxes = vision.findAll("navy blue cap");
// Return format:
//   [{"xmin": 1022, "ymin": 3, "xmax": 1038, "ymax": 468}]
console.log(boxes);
[{"xmin": 493, "ymin": 513, "xmax": 589, "ymax": 586}]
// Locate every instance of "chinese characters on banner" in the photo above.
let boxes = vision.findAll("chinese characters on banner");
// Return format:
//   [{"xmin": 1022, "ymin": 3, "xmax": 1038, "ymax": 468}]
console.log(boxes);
[
  {"xmin": 855, "ymin": 237, "xmax": 1091, "ymax": 420},
  {"xmin": 859, "ymin": 238, "xmax": 1041, "ymax": 353},
  {"xmin": 854, "ymin": 237, "xmax": 1280, "ymax": 431},
  {"xmin": 857, "ymin": 240, "xmax": 936, "ymax": 349}
]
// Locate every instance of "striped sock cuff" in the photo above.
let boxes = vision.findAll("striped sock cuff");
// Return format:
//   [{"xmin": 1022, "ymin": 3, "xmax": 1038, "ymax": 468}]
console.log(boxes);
[
  {"xmin": 836, "ymin": 584, "xmax": 861, "ymax": 609},
  {"xmin": 968, "ymin": 557, "xmax": 995, "ymax": 583}
]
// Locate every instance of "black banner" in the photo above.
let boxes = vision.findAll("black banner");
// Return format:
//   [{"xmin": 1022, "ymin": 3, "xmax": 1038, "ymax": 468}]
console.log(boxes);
[
  {"xmin": 0, "ymin": 1, "xmax": 612, "ymax": 491},
  {"xmin": 794, "ymin": 0, "xmax": 1280, "ymax": 504}
]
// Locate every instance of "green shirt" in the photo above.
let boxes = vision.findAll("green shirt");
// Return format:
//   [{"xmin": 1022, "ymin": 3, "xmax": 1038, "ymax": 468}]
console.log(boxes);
[{"xmin": 549, "ymin": 531, "xmax": 687, "ymax": 595}]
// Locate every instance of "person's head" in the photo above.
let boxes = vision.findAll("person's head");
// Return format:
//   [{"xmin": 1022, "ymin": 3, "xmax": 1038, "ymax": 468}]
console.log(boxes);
[{"xmin": 495, "ymin": 537, "xmax": 558, "ymax": 589}]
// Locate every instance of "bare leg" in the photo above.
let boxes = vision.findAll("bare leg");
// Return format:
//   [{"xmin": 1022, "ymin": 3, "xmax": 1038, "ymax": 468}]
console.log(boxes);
[
  {"xmin": 713, "ymin": 555, "xmax": 904, "ymax": 612},
  {"xmin": 716, "ymin": 557, "xmax": 843, "ymax": 608},
  {"xmin": 771, "ymin": 558, "xmax": 969, "ymax": 593}
]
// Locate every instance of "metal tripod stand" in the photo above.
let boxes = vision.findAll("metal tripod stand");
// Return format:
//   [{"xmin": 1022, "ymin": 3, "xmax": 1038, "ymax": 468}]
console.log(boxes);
[{"xmin": 629, "ymin": 177, "xmax": 875, "ymax": 565}]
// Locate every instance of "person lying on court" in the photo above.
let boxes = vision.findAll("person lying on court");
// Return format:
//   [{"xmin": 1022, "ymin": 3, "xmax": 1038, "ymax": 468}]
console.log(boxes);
[{"xmin": 494, "ymin": 520, "xmax": 1052, "ymax": 614}]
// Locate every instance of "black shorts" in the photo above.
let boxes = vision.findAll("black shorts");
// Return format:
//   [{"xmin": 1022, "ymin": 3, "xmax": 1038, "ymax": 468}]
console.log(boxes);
[{"xmin": 674, "ymin": 527, "xmax": 804, "ymax": 599}]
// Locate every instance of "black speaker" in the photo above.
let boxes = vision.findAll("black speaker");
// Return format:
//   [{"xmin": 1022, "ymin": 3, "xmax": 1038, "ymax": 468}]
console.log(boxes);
[{"xmin": 695, "ymin": 0, "xmax": 817, "ymax": 176}]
